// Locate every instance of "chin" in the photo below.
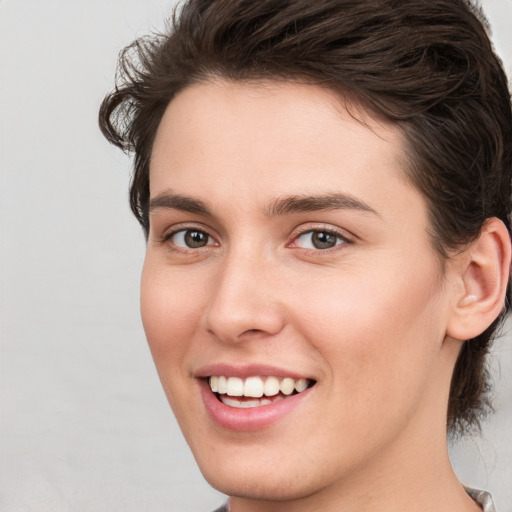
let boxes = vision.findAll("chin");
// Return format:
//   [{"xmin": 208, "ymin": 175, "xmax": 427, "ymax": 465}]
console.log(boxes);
[
  {"xmin": 192, "ymin": 442, "xmax": 331, "ymax": 503},
  {"xmin": 202, "ymin": 466, "xmax": 317, "ymax": 502}
]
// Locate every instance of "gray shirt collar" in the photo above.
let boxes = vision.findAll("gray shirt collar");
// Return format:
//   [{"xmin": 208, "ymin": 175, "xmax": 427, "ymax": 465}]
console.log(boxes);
[{"xmin": 465, "ymin": 487, "xmax": 497, "ymax": 512}]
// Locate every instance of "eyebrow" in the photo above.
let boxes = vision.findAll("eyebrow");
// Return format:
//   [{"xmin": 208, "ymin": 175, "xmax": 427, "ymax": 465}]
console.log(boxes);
[
  {"xmin": 265, "ymin": 193, "xmax": 378, "ymax": 217},
  {"xmin": 148, "ymin": 192, "xmax": 378, "ymax": 217},
  {"xmin": 149, "ymin": 193, "xmax": 211, "ymax": 215}
]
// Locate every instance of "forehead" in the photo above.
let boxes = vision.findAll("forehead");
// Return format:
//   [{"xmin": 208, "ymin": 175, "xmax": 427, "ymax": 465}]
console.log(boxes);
[
  {"xmin": 153, "ymin": 79, "xmax": 404, "ymax": 151},
  {"xmin": 148, "ymin": 79, "xmax": 429, "ymax": 237}
]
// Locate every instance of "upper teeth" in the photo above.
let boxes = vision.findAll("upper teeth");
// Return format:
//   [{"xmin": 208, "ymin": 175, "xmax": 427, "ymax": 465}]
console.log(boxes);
[{"xmin": 209, "ymin": 375, "xmax": 310, "ymax": 397}]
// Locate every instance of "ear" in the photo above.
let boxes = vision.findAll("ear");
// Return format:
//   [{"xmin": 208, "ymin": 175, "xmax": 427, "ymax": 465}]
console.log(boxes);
[{"xmin": 446, "ymin": 218, "xmax": 511, "ymax": 341}]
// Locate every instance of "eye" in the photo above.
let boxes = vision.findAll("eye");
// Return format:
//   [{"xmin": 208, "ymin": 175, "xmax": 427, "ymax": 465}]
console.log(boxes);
[
  {"xmin": 169, "ymin": 229, "xmax": 214, "ymax": 249},
  {"xmin": 293, "ymin": 229, "xmax": 346, "ymax": 250}
]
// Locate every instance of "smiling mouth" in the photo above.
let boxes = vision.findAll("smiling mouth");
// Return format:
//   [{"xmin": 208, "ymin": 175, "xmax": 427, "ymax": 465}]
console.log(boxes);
[{"xmin": 208, "ymin": 375, "xmax": 315, "ymax": 409}]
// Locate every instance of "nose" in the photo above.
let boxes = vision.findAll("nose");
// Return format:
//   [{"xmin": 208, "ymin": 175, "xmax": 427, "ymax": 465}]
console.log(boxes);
[{"xmin": 204, "ymin": 250, "xmax": 286, "ymax": 343}]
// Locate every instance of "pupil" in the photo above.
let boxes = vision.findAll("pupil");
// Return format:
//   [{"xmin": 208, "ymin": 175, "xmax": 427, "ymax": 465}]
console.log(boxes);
[
  {"xmin": 185, "ymin": 230, "xmax": 208, "ymax": 248},
  {"xmin": 312, "ymin": 231, "xmax": 336, "ymax": 249}
]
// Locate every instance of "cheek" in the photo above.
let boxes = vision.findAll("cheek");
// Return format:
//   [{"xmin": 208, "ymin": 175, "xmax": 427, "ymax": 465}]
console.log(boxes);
[
  {"xmin": 140, "ymin": 258, "xmax": 204, "ymax": 369},
  {"xmin": 292, "ymin": 261, "xmax": 446, "ymax": 418},
  {"xmin": 140, "ymin": 259, "xmax": 211, "ymax": 426}
]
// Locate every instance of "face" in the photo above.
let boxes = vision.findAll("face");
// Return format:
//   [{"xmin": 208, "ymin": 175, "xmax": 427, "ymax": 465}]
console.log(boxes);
[{"xmin": 142, "ymin": 80, "xmax": 458, "ymax": 505}]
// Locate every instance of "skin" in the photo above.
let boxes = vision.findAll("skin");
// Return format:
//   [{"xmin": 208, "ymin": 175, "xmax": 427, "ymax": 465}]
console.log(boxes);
[{"xmin": 142, "ymin": 80, "xmax": 487, "ymax": 512}]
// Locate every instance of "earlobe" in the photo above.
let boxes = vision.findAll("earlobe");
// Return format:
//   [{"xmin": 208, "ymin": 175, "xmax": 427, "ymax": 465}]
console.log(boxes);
[{"xmin": 446, "ymin": 218, "xmax": 511, "ymax": 341}]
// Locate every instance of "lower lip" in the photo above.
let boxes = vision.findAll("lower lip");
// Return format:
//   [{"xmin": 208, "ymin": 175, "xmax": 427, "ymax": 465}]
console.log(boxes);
[{"xmin": 198, "ymin": 380, "xmax": 313, "ymax": 432}]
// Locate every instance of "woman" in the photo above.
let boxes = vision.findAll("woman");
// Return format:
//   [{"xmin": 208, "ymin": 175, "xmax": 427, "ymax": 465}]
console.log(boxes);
[{"xmin": 99, "ymin": 1, "xmax": 512, "ymax": 510}]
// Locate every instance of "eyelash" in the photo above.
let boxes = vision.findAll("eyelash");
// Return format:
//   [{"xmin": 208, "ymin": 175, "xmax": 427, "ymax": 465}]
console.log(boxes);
[{"xmin": 160, "ymin": 225, "xmax": 351, "ymax": 254}]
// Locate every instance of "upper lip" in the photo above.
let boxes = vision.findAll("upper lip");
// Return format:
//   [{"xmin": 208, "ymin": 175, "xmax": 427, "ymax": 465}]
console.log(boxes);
[{"xmin": 194, "ymin": 363, "xmax": 315, "ymax": 381}]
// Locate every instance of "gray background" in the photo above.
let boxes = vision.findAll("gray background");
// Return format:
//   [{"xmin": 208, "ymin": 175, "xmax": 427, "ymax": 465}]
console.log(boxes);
[{"xmin": 1, "ymin": 1, "xmax": 511, "ymax": 511}]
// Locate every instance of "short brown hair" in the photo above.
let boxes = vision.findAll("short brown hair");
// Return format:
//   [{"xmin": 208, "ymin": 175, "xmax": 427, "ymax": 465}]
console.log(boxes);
[{"xmin": 99, "ymin": 0, "xmax": 512, "ymax": 435}]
